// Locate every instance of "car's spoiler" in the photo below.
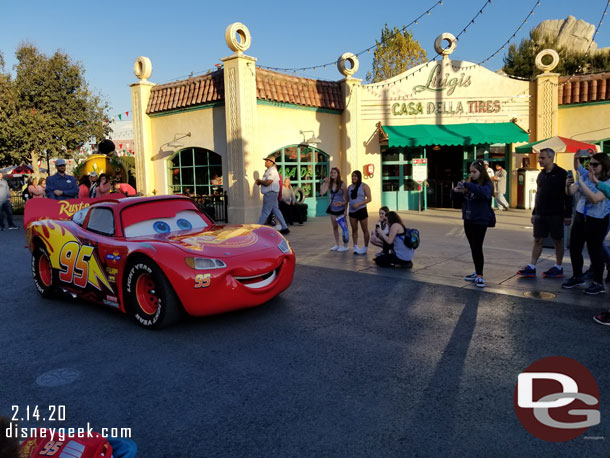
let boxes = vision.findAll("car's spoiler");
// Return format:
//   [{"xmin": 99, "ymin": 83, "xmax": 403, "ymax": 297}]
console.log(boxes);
[{"xmin": 23, "ymin": 195, "xmax": 125, "ymax": 229}]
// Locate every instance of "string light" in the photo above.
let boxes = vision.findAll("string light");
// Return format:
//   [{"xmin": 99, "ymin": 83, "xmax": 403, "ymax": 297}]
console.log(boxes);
[{"xmin": 257, "ymin": 0, "xmax": 444, "ymax": 74}]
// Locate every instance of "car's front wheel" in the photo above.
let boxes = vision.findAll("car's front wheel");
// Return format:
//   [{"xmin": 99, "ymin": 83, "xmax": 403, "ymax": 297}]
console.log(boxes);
[
  {"xmin": 32, "ymin": 245, "xmax": 57, "ymax": 298},
  {"xmin": 124, "ymin": 259, "xmax": 182, "ymax": 329}
]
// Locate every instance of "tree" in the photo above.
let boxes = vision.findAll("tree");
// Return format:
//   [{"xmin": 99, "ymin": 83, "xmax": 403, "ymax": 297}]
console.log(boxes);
[
  {"xmin": 0, "ymin": 53, "xmax": 18, "ymax": 165},
  {"xmin": 0, "ymin": 43, "xmax": 110, "ymax": 168},
  {"xmin": 366, "ymin": 25, "xmax": 427, "ymax": 83},
  {"xmin": 503, "ymin": 29, "xmax": 610, "ymax": 79}
]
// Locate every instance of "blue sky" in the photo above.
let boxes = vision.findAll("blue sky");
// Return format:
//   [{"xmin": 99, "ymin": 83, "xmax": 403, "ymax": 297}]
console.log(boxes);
[{"xmin": 1, "ymin": 0, "xmax": 608, "ymax": 117}]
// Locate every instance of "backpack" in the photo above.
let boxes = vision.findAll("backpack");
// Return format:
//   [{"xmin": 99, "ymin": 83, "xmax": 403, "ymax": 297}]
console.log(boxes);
[
  {"xmin": 22, "ymin": 187, "xmax": 30, "ymax": 200},
  {"xmin": 403, "ymin": 228, "xmax": 420, "ymax": 249},
  {"xmin": 19, "ymin": 430, "xmax": 112, "ymax": 457}
]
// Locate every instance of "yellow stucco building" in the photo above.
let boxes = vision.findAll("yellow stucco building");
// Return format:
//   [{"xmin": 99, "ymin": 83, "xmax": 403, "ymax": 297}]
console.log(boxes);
[{"xmin": 130, "ymin": 24, "xmax": 610, "ymax": 223}]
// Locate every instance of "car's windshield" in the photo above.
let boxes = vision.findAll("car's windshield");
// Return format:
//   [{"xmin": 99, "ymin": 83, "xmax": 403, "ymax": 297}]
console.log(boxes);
[{"xmin": 122, "ymin": 200, "xmax": 209, "ymax": 238}]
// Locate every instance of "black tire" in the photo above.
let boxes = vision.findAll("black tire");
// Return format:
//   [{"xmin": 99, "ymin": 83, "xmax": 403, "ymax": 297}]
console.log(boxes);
[
  {"xmin": 294, "ymin": 187, "xmax": 305, "ymax": 204},
  {"xmin": 124, "ymin": 259, "xmax": 182, "ymax": 329},
  {"xmin": 32, "ymin": 245, "xmax": 57, "ymax": 298}
]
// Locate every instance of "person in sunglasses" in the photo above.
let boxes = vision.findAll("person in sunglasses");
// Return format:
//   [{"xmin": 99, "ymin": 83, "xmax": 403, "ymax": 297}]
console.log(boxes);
[{"xmin": 562, "ymin": 151, "xmax": 610, "ymax": 295}]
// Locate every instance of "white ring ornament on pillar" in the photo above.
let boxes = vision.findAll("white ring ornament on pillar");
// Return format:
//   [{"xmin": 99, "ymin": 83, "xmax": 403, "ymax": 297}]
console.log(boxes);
[
  {"xmin": 535, "ymin": 49, "xmax": 560, "ymax": 73},
  {"xmin": 434, "ymin": 33, "xmax": 457, "ymax": 56},
  {"xmin": 225, "ymin": 23, "xmax": 251, "ymax": 53},
  {"xmin": 337, "ymin": 53, "xmax": 359, "ymax": 77},
  {"xmin": 134, "ymin": 56, "xmax": 152, "ymax": 81}
]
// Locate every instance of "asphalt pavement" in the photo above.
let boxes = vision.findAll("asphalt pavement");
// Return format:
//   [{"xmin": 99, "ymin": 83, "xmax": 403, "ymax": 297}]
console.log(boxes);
[{"xmin": 0, "ymin": 209, "xmax": 608, "ymax": 457}]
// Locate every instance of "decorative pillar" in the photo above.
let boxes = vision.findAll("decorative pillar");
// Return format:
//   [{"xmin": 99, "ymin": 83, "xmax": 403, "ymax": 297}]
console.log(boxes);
[
  {"xmin": 130, "ymin": 56, "xmax": 155, "ymax": 195},
  {"xmin": 222, "ymin": 23, "xmax": 259, "ymax": 224},
  {"xmin": 338, "ymin": 53, "xmax": 362, "ymax": 174},
  {"xmin": 534, "ymin": 50, "xmax": 560, "ymax": 139}
]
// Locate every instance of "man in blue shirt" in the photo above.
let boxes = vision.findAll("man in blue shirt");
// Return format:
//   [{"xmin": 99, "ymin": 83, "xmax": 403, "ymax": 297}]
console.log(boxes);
[{"xmin": 45, "ymin": 159, "xmax": 79, "ymax": 200}]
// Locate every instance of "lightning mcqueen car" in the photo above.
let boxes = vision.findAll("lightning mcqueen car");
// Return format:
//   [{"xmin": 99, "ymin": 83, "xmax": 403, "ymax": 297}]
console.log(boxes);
[{"xmin": 24, "ymin": 195, "xmax": 295, "ymax": 329}]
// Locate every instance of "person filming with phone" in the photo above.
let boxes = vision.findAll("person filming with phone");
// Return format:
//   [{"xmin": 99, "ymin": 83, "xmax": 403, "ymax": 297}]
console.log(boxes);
[
  {"xmin": 451, "ymin": 159, "xmax": 494, "ymax": 288},
  {"xmin": 562, "ymin": 149, "xmax": 610, "ymax": 295}
]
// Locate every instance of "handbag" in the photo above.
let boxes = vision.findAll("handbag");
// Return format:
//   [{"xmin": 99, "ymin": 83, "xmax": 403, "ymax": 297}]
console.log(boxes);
[{"xmin": 488, "ymin": 200, "xmax": 496, "ymax": 228}]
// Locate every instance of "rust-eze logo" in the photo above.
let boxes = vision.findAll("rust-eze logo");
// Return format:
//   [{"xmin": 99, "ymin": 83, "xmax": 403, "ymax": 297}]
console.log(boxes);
[
  {"xmin": 58, "ymin": 200, "xmax": 90, "ymax": 217},
  {"xmin": 514, "ymin": 356, "xmax": 600, "ymax": 442}
]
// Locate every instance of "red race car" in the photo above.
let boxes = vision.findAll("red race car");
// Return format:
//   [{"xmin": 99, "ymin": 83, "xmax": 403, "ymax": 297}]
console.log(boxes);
[{"xmin": 24, "ymin": 195, "xmax": 295, "ymax": 329}]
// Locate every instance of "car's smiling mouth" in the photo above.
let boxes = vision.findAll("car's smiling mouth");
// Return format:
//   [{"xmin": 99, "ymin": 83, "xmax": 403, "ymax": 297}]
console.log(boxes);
[{"xmin": 234, "ymin": 268, "xmax": 278, "ymax": 289}]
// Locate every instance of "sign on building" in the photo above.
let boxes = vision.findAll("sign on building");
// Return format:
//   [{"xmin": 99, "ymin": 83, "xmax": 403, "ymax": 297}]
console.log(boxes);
[{"xmin": 412, "ymin": 158, "xmax": 428, "ymax": 183}]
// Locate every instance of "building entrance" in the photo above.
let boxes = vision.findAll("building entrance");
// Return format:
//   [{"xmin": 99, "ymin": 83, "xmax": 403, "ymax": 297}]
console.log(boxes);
[{"xmin": 426, "ymin": 145, "xmax": 464, "ymax": 208}]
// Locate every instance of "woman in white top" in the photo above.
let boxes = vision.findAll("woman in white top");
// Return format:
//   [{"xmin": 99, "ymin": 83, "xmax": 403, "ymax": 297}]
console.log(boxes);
[
  {"xmin": 347, "ymin": 170, "xmax": 372, "ymax": 255},
  {"xmin": 320, "ymin": 167, "xmax": 348, "ymax": 251},
  {"xmin": 279, "ymin": 178, "xmax": 303, "ymax": 225}
]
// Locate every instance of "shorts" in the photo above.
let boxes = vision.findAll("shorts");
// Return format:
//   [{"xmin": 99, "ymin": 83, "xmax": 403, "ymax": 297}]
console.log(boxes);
[
  {"xmin": 349, "ymin": 207, "xmax": 368, "ymax": 221},
  {"xmin": 533, "ymin": 214, "xmax": 564, "ymax": 240},
  {"xmin": 327, "ymin": 206, "xmax": 345, "ymax": 216}
]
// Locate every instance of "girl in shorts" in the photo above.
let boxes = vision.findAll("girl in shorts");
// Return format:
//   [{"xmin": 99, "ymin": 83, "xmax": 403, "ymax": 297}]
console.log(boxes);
[
  {"xmin": 348, "ymin": 170, "xmax": 371, "ymax": 255},
  {"xmin": 320, "ymin": 167, "xmax": 349, "ymax": 251}
]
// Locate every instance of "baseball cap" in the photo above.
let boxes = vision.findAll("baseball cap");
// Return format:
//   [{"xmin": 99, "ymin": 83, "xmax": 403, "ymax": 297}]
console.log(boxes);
[
  {"xmin": 55, "ymin": 159, "xmax": 66, "ymax": 166},
  {"xmin": 89, "ymin": 171, "xmax": 98, "ymax": 177}
]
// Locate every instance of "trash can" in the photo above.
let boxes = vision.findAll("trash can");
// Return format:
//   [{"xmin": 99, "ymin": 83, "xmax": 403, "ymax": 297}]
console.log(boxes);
[{"xmin": 517, "ymin": 168, "xmax": 538, "ymax": 210}]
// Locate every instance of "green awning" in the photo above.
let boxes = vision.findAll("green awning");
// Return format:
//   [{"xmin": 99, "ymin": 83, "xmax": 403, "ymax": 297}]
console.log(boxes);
[
  {"xmin": 515, "ymin": 139, "xmax": 545, "ymax": 153},
  {"xmin": 383, "ymin": 122, "xmax": 529, "ymax": 148}
]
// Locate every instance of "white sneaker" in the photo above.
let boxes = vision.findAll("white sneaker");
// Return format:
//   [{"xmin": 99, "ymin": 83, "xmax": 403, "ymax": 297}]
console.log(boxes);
[
  {"xmin": 355, "ymin": 246, "xmax": 368, "ymax": 255},
  {"xmin": 330, "ymin": 245, "xmax": 339, "ymax": 251},
  {"xmin": 273, "ymin": 224, "xmax": 282, "ymax": 230},
  {"xmin": 353, "ymin": 245, "xmax": 360, "ymax": 254},
  {"xmin": 337, "ymin": 246, "xmax": 348, "ymax": 252}
]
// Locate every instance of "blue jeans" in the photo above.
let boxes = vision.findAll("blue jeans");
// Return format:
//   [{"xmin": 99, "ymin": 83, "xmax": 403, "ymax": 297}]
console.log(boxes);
[
  {"xmin": 257, "ymin": 191, "xmax": 287, "ymax": 229},
  {"xmin": 603, "ymin": 218, "xmax": 610, "ymax": 265},
  {"xmin": 0, "ymin": 200, "xmax": 15, "ymax": 228}
]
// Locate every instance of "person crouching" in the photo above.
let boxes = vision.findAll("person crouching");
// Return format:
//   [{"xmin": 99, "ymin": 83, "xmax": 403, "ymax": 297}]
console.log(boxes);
[{"xmin": 373, "ymin": 211, "xmax": 413, "ymax": 268}]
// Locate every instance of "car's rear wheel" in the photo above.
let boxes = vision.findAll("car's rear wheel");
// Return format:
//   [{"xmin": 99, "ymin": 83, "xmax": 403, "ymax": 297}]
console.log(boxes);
[
  {"xmin": 32, "ymin": 245, "xmax": 57, "ymax": 298},
  {"xmin": 124, "ymin": 259, "xmax": 182, "ymax": 329}
]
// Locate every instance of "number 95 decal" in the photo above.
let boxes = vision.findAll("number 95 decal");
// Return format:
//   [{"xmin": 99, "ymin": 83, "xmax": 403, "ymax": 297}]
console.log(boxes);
[{"xmin": 194, "ymin": 274, "xmax": 211, "ymax": 288}]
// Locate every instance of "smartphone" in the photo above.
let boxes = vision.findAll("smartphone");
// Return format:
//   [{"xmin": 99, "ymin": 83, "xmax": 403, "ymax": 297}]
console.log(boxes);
[{"xmin": 567, "ymin": 170, "xmax": 574, "ymax": 180}]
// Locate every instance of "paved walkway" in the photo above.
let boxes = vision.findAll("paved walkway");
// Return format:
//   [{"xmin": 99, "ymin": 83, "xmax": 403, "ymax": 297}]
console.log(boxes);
[{"xmin": 286, "ymin": 207, "xmax": 607, "ymax": 310}]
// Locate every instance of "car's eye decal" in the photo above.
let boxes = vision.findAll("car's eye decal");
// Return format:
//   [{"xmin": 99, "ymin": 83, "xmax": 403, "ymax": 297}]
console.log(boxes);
[
  {"xmin": 177, "ymin": 218, "xmax": 192, "ymax": 230},
  {"xmin": 124, "ymin": 210, "xmax": 208, "ymax": 238},
  {"xmin": 153, "ymin": 221, "xmax": 170, "ymax": 234}
]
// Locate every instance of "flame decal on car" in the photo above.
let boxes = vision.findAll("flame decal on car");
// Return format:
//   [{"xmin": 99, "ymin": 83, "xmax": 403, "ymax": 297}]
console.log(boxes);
[{"xmin": 31, "ymin": 221, "xmax": 113, "ymax": 292}]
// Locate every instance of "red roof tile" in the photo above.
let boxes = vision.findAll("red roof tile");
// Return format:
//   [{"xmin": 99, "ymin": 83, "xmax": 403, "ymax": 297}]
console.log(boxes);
[
  {"xmin": 146, "ymin": 68, "xmax": 344, "ymax": 114},
  {"xmin": 559, "ymin": 73, "xmax": 610, "ymax": 105}
]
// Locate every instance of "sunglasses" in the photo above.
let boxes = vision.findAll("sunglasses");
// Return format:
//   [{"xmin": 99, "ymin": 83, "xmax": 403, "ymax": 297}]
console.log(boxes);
[{"xmin": 590, "ymin": 162, "xmax": 601, "ymax": 167}]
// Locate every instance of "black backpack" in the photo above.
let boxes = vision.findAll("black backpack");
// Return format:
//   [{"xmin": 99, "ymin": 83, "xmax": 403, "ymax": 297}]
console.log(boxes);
[
  {"xmin": 22, "ymin": 187, "xmax": 30, "ymax": 200},
  {"xmin": 403, "ymin": 228, "xmax": 420, "ymax": 249}
]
